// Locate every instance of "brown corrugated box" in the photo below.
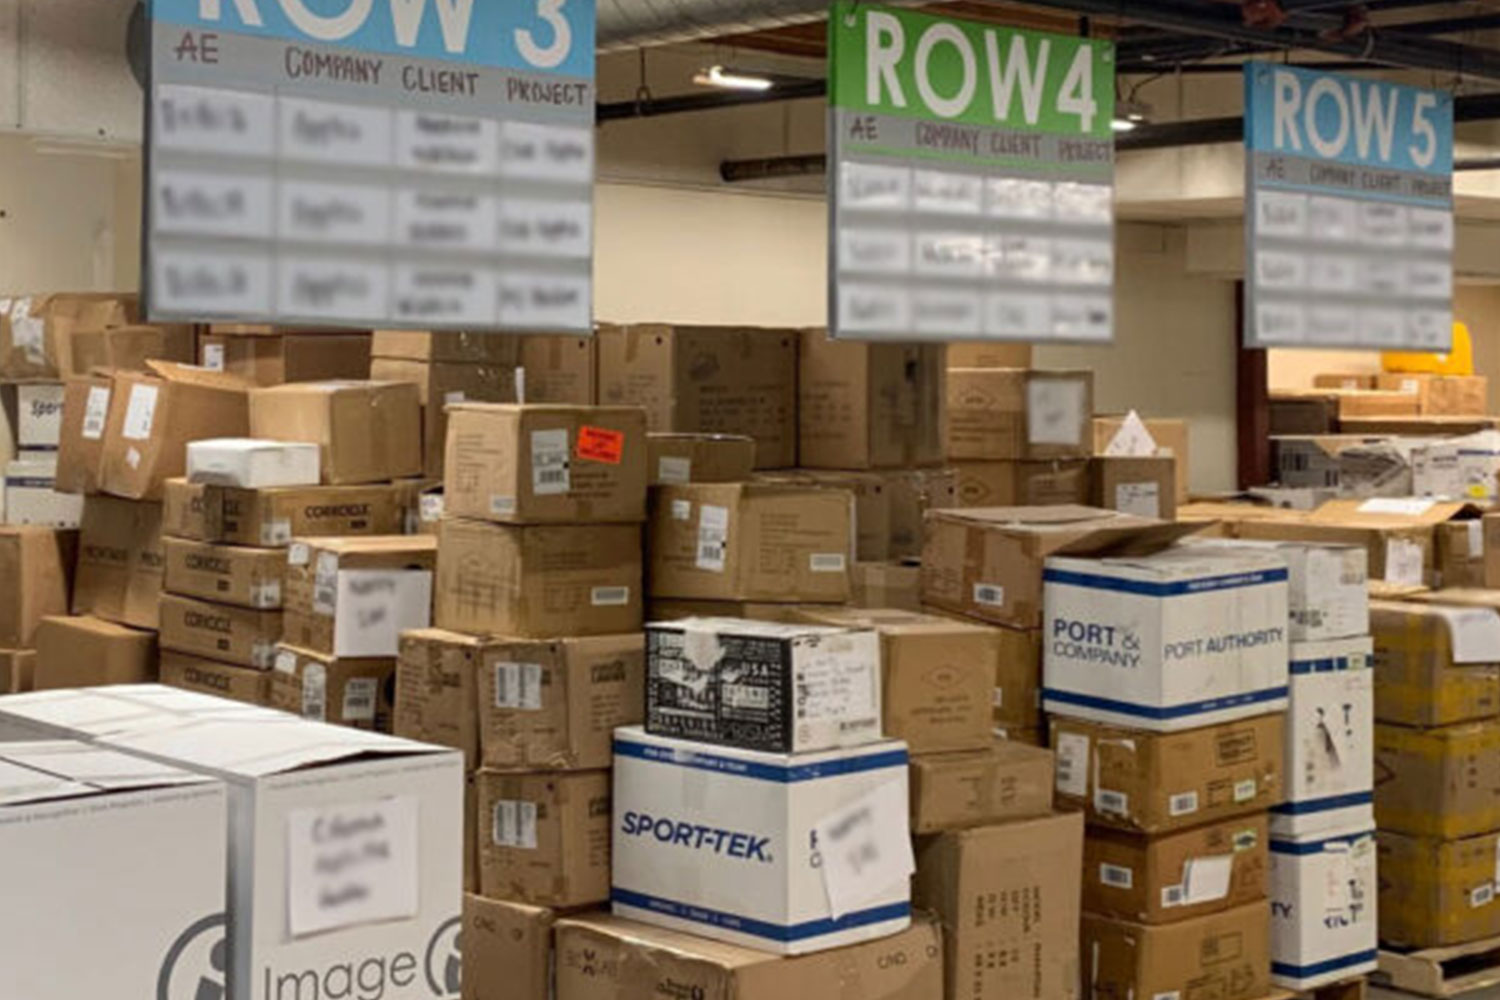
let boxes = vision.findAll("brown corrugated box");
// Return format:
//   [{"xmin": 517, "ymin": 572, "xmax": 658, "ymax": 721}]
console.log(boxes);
[
  {"xmin": 786, "ymin": 468, "xmax": 955, "ymax": 562},
  {"xmin": 68, "ymin": 323, "xmax": 195, "ymax": 376},
  {"xmin": 371, "ymin": 329, "xmax": 521, "ymax": 365},
  {"xmin": 396, "ymin": 628, "xmax": 489, "ymax": 769},
  {"xmin": 518, "ymin": 334, "xmax": 596, "ymax": 405},
  {"xmin": 1091, "ymin": 455, "xmax": 1178, "ymax": 520},
  {"xmin": 0, "ymin": 292, "xmax": 136, "ymax": 379},
  {"xmin": 1080, "ymin": 901, "xmax": 1270, "ymax": 1000},
  {"xmin": 0, "ymin": 526, "xmax": 75, "ymax": 647},
  {"xmin": 162, "ymin": 537, "xmax": 284, "ymax": 608},
  {"xmin": 72, "ymin": 495, "xmax": 163, "ymax": 630},
  {"xmin": 268, "ymin": 644, "xmax": 397, "ymax": 731},
  {"xmin": 188, "ymin": 480, "xmax": 408, "ymax": 547},
  {"xmin": 249, "ymin": 380, "xmax": 422, "ymax": 484},
  {"xmin": 851, "ymin": 561, "xmax": 922, "ymax": 612},
  {"xmin": 945, "ymin": 341, "xmax": 1032, "ymax": 369},
  {"xmin": 1375, "ymin": 372, "xmax": 1488, "ymax": 416},
  {"xmin": 157, "ymin": 592, "xmax": 282, "ymax": 669},
  {"xmin": 462, "ymin": 894, "xmax": 555, "ymax": 1000},
  {"xmin": 1313, "ymin": 373, "xmax": 1378, "ymax": 391},
  {"xmin": 646, "ymin": 433, "xmax": 756, "ymax": 486},
  {"xmin": 476, "ymin": 768, "xmax": 611, "ymax": 907},
  {"xmin": 644, "ymin": 599, "xmax": 816, "ymax": 622},
  {"xmin": 953, "ymin": 459, "xmax": 1089, "ymax": 508},
  {"xmin": 33, "ymin": 614, "xmax": 155, "ymax": 689},
  {"xmin": 158, "ymin": 649, "xmax": 272, "ymax": 706},
  {"xmin": 1370, "ymin": 599, "xmax": 1500, "ymax": 727},
  {"xmin": 0, "ymin": 649, "xmax": 35, "ymax": 693},
  {"xmin": 1084, "ymin": 813, "xmax": 1269, "ymax": 924},
  {"xmin": 1375, "ymin": 720, "xmax": 1500, "ymax": 839},
  {"xmin": 201, "ymin": 331, "xmax": 371, "ymax": 386},
  {"xmin": 908, "ymin": 741, "xmax": 1053, "ymax": 834},
  {"xmin": 369, "ymin": 357, "xmax": 519, "ymax": 476},
  {"xmin": 798, "ymin": 333, "xmax": 945, "ymax": 470},
  {"xmin": 1379, "ymin": 830, "xmax": 1500, "ymax": 948},
  {"xmin": 945, "ymin": 368, "xmax": 1093, "ymax": 461},
  {"xmin": 1269, "ymin": 392, "xmax": 1339, "ymax": 436},
  {"xmin": 162, "ymin": 478, "xmax": 209, "ymax": 540},
  {"xmin": 1092, "ymin": 415, "xmax": 1191, "ymax": 502},
  {"xmin": 54, "ymin": 374, "xmax": 112, "ymax": 494},
  {"xmin": 1481, "ymin": 512, "xmax": 1500, "ymax": 588},
  {"xmin": 1437, "ymin": 521, "xmax": 1486, "ymax": 588},
  {"xmin": 282, "ymin": 535, "xmax": 437, "ymax": 655}
]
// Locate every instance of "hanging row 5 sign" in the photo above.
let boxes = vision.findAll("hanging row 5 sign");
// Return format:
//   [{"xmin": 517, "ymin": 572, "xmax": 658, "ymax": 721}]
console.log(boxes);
[
  {"xmin": 1244, "ymin": 62, "xmax": 1454, "ymax": 350},
  {"xmin": 145, "ymin": 0, "xmax": 596, "ymax": 332},
  {"xmin": 828, "ymin": 2, "xmax": 1115, "ymax": 343}
]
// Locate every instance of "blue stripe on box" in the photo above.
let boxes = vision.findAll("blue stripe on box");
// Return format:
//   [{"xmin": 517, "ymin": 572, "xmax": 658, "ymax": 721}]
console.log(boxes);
[
  {"xmin": 1272, "ymin": 951, "xmax": 1378, "ymax": 978},
  {"xmin": 1271, "ymin": 791, "xmax": 1373, "ymax": 816},
  {"xmin": 612, "ymin": 888, "xmax": 910, "ymax": 943},
  {"xmin": 1042, "ymin": 567, "xmax": 1289, "ymax": 597},
  {"xmin": 1042, "ymin": 686, "xmax": 1288, "ymax": 721},
  {"xmin": 1269, "ymin": 830, "xmax": 1374, "ymax": 855},
  {"xmin": 1289, "ymin": 657, "xmax": 1360, "ymax": 675},
  {"xmin": 612, "ymin": 739, "xmax": 908, "ymax": 784}
]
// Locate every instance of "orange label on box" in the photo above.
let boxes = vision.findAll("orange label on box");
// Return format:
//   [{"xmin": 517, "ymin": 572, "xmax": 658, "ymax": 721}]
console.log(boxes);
[{"xmin": 577, "ymin": 426, "xmax": 624, "ymax": 464}]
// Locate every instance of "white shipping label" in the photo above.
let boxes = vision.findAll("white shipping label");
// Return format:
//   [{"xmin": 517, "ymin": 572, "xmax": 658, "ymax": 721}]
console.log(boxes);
[
  {"xmin": 671, "ymin": 499, "xmax": 692, "ymax": 521},
  {"xmin": 263, "ymin": 519, "xmax": 293, "ymax": 546},
  {"xmin": 493, "ymin": 800, "xmax": 539, "ymax": 849},
  {"xmin": 1169, "ymin": 791, "xmax": 1200, "ymax": 817},
  {"xmin": 313, "ymin": 552, "xmax": 340, "ymax": 615},
  {"xmin": 1233, "ymin": 779, "xmax": 1257, "ymax": 803},
  {"xmin": 796, "ymin": 644, "xmax": 879, "ymax": 723},
  {"xmin": 657, "ymin": 456, "xmax": 692, "ymax": 485},
  {"xmin": 1115, "ymin": 482, "xmax": 1160, "ymax": 519},
  {"xmin": 1473, "ymin": 884, "xmax": 1495, "ymax": 908},
  {"xmin": 1359, "ymin": 497, "xmax": 1436, "ymax": 516},
  {"xmin": 342, "ymin": 677, "xmax": 378, "ymax": 722},
  {"xmin": 1384, "ymin": 538, "xmax": 1426, "ymax": 586},
  {"xmin": 301, "ymin": 663, "xmax": 327, "ymax": 720},
  {"xmin": 288, "ymin": 542, "xmax": 311, "ymax": 567},
  {"xmin": 591, "ymin": 586, "xmax": 630, "ymax": 607},
  {"xmin": 1027, "ymin": 379, "xmax": 1086, "ymax": 446},
  {"xmin": 286, "ymin": 796, "xmax": 419, "ymax": 937},
  {"xmin": 81, "ymin": 386, "xmax": 111, "ymax": 440},
  {"xmin": 490, "ymin": 496, "xmax": 517, "ymax": 516},
  {"xmin": 494, "ymin": 662, "xmax": 544, "ymax": 710},
  {"xmin": 530, "ymin": 428, "xmax": 571, "ymax": 496},
  {"xmin": 810, "ymin": 553, "xmax": 847, "ymax": 573},
  {"xmin": 420, "ymin": 493, "xmax": 445, "ymax": 522},
  {"xmin": 1099, "ymin": 863, "xmax": 1134, "ymax": 889},
  {"xmin": 121, "ymin": 384, "xmax": 160, "ymax": 442},
  {"xmin": 333, "ymin": 570, "xmax": 434, "ymax": 657},
  {"xmin": 202, "ymin": 343, "xmax": 226, "ymax": 371},
  {"xmin": 973, "ymin": 583, "xmax": 1005, "ymax": 607},
  {"xmin": 7, "ymin": 298, "xmax": 42, "ymax": 362},
  {"xmin": 275, "ymin": 649, "xmax": 298, "ymax": 674},
  {"xmin": 1154, "ymin": 993, "xmax": 1182, "ymax": 1000},
  {"xmin": 1095, "ymin": 789, "xmax": 1129, "ymax": 815},
  {"xmin": 1054, "ymin": 732, "xmax": 1089, "ymax": 797},
  {"xmin": 1471, "ymin": 520, "xmax": 1485, "ymax": 558},
  {"xmin": 1436, "ymin": 607, "xmax": 1500, "ymax": 664},
  {"xmin": 696, "ymin": 504, "xmax": 730, "ymax": 573},
  {"xmin": 813, "ymin": 779, "xmax": 915, "ymax": 920},
  {"xmin": 1182, "ymin": 855, "xmax": 1233, "ymax": 904}
]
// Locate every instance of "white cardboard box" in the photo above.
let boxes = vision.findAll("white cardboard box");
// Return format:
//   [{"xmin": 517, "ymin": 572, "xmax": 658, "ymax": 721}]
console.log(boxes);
[
  {"xmin": 1413, "ymin": 431, "xmax": 1500, "ymax": 501},
  {"xmin": 612, "ymin": 725, "xmax": 912, "ymax": 955},
  {"xmin": 5, "ymin": 455, "xmax": 82, "ymax": 527},
  {"xmin": 1270, "ymin": 822, "xmax": 1378, "ymax": 990},
  {"xmin": 0, "ymin": 685, "xmax": 465, "ymax": 1000},
  {"xmin": 17, "ymin": 382, "xmax": 64, "ymax": 449},
  {"xmin": 188, "ymin": 438, "xmax": 322, "ymax": 488},
  {"xmin": 1272, "ymin": 637, "xmax": 1375, "ymax": 837},
  {"xmin": 1042, "ymin": 547, "xmax": 1290, "ymax": 731},
  {"xmin": 1190, "ymin": 537, "xmax": 1368, "ymax": 642},
  {"xmin": 0, "ymin": 739, "xmax": 226, "ymax": 1000}
]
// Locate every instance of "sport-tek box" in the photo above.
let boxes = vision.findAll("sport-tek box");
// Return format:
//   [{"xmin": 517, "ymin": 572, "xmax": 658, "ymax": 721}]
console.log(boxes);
[
  {"xmin": 1369, "ymin": 599, "xmax": 1500, "ymax": 727},
  {"xmin": 0, "ymin": 685, "xmax": 464, "ymax": 1000},
  {"xmin": 186, "ymin": 438, "xmax": 321, "ymax": 489},
  {"xmin": 249, "ymin": 380, "xmax": 423, "ymax": 485},
  {"xmin": 945, "ymin": 367, "xmax": 1094, "ymax": 461},
  {"xmin": 1378, "ymin": 829, "xmax": 1500, "ymax": 948},
  {"xmin": 461, "ymin": 894, "xmax": 553, "ymax": 1000},
  {"xmin": 163, "ymin": 537, "xmax": 285, "ymax": 609},
  {"xmin": 17, "ymin": 381, "xmax": 63, "ymax": 448},
  {"xmin": 369, "ymin": 357, "xmax": 518, "ymax": 477},
  {"xmin": 0, "ymin": 525, "xmax": 75, "ymax": 647},
  {"xmin": 5, "ymin": 455, "xmax": 83, "ymax": 527},
  {"xmin": 1081, "ymin": 901, "xmax": 1270, "ymax": 1000},
  {"xmin": 443, "ymin": 404, "xmax": 647, "ymax": 525},
  {"xmin": 644, "ymin": 618, "xmax": 882, "ymax": 754},
  {"xmin": 1189, "ymin": 538, "xmax": 1368, "ymax": 642},
  {"xmin": 1269, "ymin": 823, "xmax": 1378, "ymax": 989},
  {"xmin": 1042, "ymin": 546, "xmax": 1290, "ymax": 731},
  {"xmin": 612, "ymin": 727, "xmax": 911, "ymax": 955},
  {"xmin": 1085, "ymin": 813, "xmax": 1269, "ymax": 925},
  {"xmin": 71, "ymin": 495, "xmax": 164, "ymax": 630},
  {"xmin": 0, "ymin": 740, "xmax": 226, "ymax": 1000},
  {"xmin": 798, "ymin": 333, "xmax": 945, "ymax": 470},
  {"xmin": 908, "ymin": 741, "xmax": 1054, "ymax": 834},
  {"xmin": 1375, "ymin": 720, "xmax": 1500, "ymax": 839},
  {"xmin": 646, "ymin": 433, "xmax": 757, "ymax": 486},
  {"xmin": 477, "ymin": 767, "xmax": 612, "ymax": 908},
  {"xmin": 270, "ymin": 645, "xmax": 396, "ymax": 732},
  {"xmin": 54, "ymin": 373, "xmax": 112, "ymax": 494},
  {"xmin": 1273, "ymin": 638, "xmax": 1374, "ymax": 837},
  {"xmin": 33, "ymin": 614, "xmax": 156, "ymax": 690},
  {"xmin": 283, "ymin": 536, "xmax": 437, "ymax": 658}
]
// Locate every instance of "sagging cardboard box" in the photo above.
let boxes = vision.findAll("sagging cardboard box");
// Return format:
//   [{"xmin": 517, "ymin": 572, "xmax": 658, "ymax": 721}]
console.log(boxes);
[
  {"xmin": 518, "ymin": 333, "xmax": 596, "ymax": 405},
  {"xmin": 71, "ymin": 495, "xmax": 163, "ymax": 630},
  {"xmin": 1438, "ymin": 519, "xmax": 1486, "ymax": 587},
  {"xmin": 186, "ymin": 438, "xmax": 321, "ymax": 489},
  {"xmin": 1375, "ymin": 719, "xmax": 1500, "ymax": 838},
  {"xmin": 646, "ymin": 432, "xmax": 756, "ymax": 486},
  {"xmin": 1376, "ymin": 372, "xmax": 1488, "ymax": 415},
  {"xmin": 0, "ymin": 740, "xmax": 226, "ymax": 1000},
  {"xmin": 945, "ymin": 367, "xmax": 1093, "ymax": 461},
  {"xmin": 1189, "ymin": 537, "xmax": 1368, "ymax": 643},
  {"xmin": 1313, "ymin": 373, "xmax": 1378, "ymax": 390},
  {"xmin": 1093, "ymin": 414, "xmax": 1191, "ymax": 501},
  {"xmin": 922, "ymin": 505, "xmax": 1193, "ymax": 629},
  {"xmin": 99, "ymin": 361, "xmax": 251, "ymax": 500},
  {"xmin": 163, "ymin": 537, "xmax": 285, "ymax": 609},
  {"xmin": 0, "ymin": 292, "xmax": 136, "ymax": 379},
  {"xmin": 852, "ymin": 560, "xmax": 922, "ymax": 611},
  {"xmin": 1274, "ymin": 637, "xmax": 1375, "ymax": 837},
  {"xmin": 369, "ymin": 357, "xmax": 518, "ymax": 476},
  {"xmin": 793, "ymin": 607, "xmax": 994, "ymax": 753},
  {"xmin": 443, "ymin": 404, "xmax": 647, "ymax": 524},
  {"xmin": 478, "ymin": 633, "xmax": 644, "ymax": 770},
  {"xmin": 436, "ymin": 518, "xmax": 642, "ymax": 637},
  {"xmin": 477, "ymin": 767, "xmax": 610, "ymax": 908},
  {"xmin": 909, "ymin": 741, "xmax": 1053, "ymax": 833},
  {"xmin": 68, "ymin": 322, "xmax": 195, "ymax": 375},
  {"xmin": 798, "ymin": 334, "xmax": 945, "ymax": 469},
  {"xmin": 1379, "ymin": 829, "xmax": 1500, "ymax": 948},
  {"xmin": 1085, "ymin": 813, "xmax": 1269, "ymax": 925},
  {"xmin": 283, "ymin": 536, "xmax": 436, "ymax": 658},
  {"xmin": 0, "ymin": 686, "xmax": 465, "ymax": 1000},
  {"xmin": 1269, "ymin": 823, "xmax": 1378, "ymax": 989},
  {"xmin": 597, "ymin": 324, "xmax": 799, "ymax": 469},
  {"xmin": 953, "ymin": 459, "xmax": 1090, "ymax": 508},
  {"xmin": 269, "ymin": 645, "xmax": 397, "ymax": 731},
  {"xmin": 555, "ymin": 912, "xmax": 943, "ymax": 1000},
  {"xmin": 1051, "ymin": 714, "xmax": 1285, "ymax": 833},
  {"xmin": 189, "ymin": 480, "xmax": 409, "ymax": 547},
  {"xmin": 1081, "ymin": 901, "xmax": 1270, "ymax": 1000},
  {"xmin": 201, "ymin": 330, "xmax": 372, "ymax": 386},
  {"xmin": 0, "ymin": 526, "xmax": 75, "ymax": 647},
  {"xmin": 4, "ymin": 454, "xmax": 83, "ymax": 527},
  {"xmin": 249, "ymin": 380, "xmax": 422, "ymax": 485},
  {"xmin": 913, "ymin": 811, "xmax": 1082, "ymax": 1000},
  {"xmin": 395, "ymin": 628, "xmax": 487, "ymax": 768},
  {"xmin": 647, "ymin": 483, "xmax": 852, "ymax": 603},
  {"xmin": 0, "ymin": 649, "xmax": 35, "ymax": 692},
  {"xmin": 159, "ymin": 649, "xmax": 272, "ymax": 706},
  {"xmin": 1370, "ymin": 599, "xmax": 1500, "ymax": 727},
  {"xmin": 1091, "ymin": 455, "xmax": 1178, "ymax": 520},
  {"xmin": 158, "ymin": 592, "xmax": 283, "ymax": 669},
  {"xmin": 613, "ymin": 727, "xmax": 912, "ymax": 954},
  {"xmin": 33, "ymin": 614, "xmax": 156, "ymax": 689},
  {"xmin": 462, "ymin": 894, "xmax": 554, "ymax": 1000},
  {"xmin": 16, "ymin": 382, "xmax": 63, "ymax": 448},
  {"xmin": 54, "ymin": 373, "xmax": 113, "ymax": 494},
  {"xmin": 946, "ymin": 341, "xmax": 1032, "ymax": 369}
]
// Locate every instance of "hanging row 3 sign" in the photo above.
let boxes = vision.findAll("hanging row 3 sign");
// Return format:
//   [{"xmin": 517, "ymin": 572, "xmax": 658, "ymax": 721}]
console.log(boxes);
[
  {"xmin": 1244, "ymin": 62, "xmax": 1454, "ymax": 350},
  {"xmin": 828, "ymin": 2, "xmax": 1115, "ymax": 343},
  {"xmin": 145, "ymin": 0, "xmax": 596, "ymax": 332}
]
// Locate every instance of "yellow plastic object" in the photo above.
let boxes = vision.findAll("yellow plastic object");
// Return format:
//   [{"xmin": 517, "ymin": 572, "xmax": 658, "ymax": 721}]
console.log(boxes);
[{"xmin": 1383, "ymin": 322, "xmax": 1473, "ymax": 375}]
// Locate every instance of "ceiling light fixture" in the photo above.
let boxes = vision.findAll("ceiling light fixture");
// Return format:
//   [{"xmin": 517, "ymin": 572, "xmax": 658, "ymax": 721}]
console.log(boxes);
[
  {"xmin": 1112, "ymin": 98, "xmax": 1153, "ymax": 133},
  {"xmin": 693, "ymin": 65, "xmax": 774, "ymax": 91}
]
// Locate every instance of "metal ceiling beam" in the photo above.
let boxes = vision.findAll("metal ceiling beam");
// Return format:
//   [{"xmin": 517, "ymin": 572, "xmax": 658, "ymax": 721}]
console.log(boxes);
[
  {"xmin": 1398, "ymin": 14, "xmax": 1500, "ymax": 36},
  {"xmin": 597, "ymin": 78, "xmax": 825, "ymax": 122},
  {"xmin": 1118, "ymin": 59, "xmax": 1389, "ymax": 74}
]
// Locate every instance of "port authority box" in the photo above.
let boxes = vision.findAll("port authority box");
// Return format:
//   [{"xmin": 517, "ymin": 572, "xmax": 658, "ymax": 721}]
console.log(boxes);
[
  {"xmin": 1043, "ymin": 546, "xmax": 1290, "ymax": 731},
  {"xmin": 612, "ymin": 726, "xmax": 911, "ymax": 955},
  {"xmin": 1269, "ymin": 823, "xmax": 1378, "ymax": 990},
  {"xmin": 1273, "ymin": 637, "xmax": 1374, "ymax": 837},
  {"xmin": 0, "ymin": 686, "xmax": 465, "ymax": 1000},
  {"xmin": 0, "ymin": 740, "xmax": 226, "ymax": 1000}
]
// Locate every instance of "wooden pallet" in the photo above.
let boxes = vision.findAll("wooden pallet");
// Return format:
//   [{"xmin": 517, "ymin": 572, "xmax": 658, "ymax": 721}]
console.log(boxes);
[
  {"xmin": 1267, "ymin": 976, "xmax": 1369, "ymax": 1000},
  {"xmin": 1377, "ymin": 937, "xmax": 1500, "ymax": 997}
]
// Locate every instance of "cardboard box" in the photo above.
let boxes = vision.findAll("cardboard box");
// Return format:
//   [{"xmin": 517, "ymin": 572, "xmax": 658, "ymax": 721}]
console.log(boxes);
[
  {"xmin": 158, "ymin": 592, "xmax": 283, "ymax": 669},
  {"xmin": 646, "ymin": 433, "xmax": 756, "ymax": 486},
  {"xmin": 518, "ymin": 333, "xmax": 595, "ymax": 405},
  {"xmin": 994, "ymin": 624, "xmax": 1042, "ymax": 729},
  {"xmin": 1342, "ymin": 414, "xmax": 1500, "ymax": 435},
  {"xmin": 922, "ymin": 505, "xmax": 1191, "ymax": 628},
  {"xmin": 798, "ymin": 334, "xmax": 944, "ymax": 469},
  {"xmin": 436, "ymin": 518, "xmax": 642, "ymax": 638},
  {"xmin": 953, "ymin": 459, "xmax": 1090, "ymax": 507},
  {"xmin": 1438, "ymin": 520, "xmax": 1487, "ymax": 588},
  {"xmin": 16, "ymin": 382, "xmax": 63, "ymax": 448},
  {"xmin": 1093, "ymin": 415, "xmax": 1191, "ymax": 503},
  {"xmin": 33, "ymin": 614, "xmax": 156, "ymax": 689},
  {"xmin": 645, "ymin": 599, "xmax": 817, "ymax": 622},
  {"xmin": 5, "ymin": 455, "xmax": 83, "ymax": 527},
  {"xmin": 1481, "ymin": 510, "xmax": 1500, "ymax": 587},
  {"xmin": 1050, "ymin": 714, "xmax": 1285, "ymax": 833},
  {"xmin": 1379, "ymin": 829, "xmax": 1500, "ymax": 948},
  {"xmin": 1189, "ymin": 538, "xmax": 1368, "ymax": 642},
  {"xmin": 163, "ymin": 537, "xmax": 285, "ymax": 609},
  {"xmin": 0, "ymin": 740, "xmax": 226, "ymax": 1000},
  {"xmin": 1080, "ymin": 901, "xmax": 1270, "ymax": 1000},
  {"xmin": 597, "ymin": 324, "xmax": 799, "ymax": 469},
  {"xmin": 946, "ymin": 341, "xmax": 1032, "ymax": 368},
  {"xmin": 1273, "ymin": 638, "xmax": 1374, "ymax": 837},
  {"xmin": 68, "ymin": 322, "xmax": 195, "ymax": 375},
  {"xmin": 372, "ymin": 328, "xmax": 520, "ymax": 364},
  {"xmin": 1376, "ymin": 372, "xmax": 1488, "ymax": 415},
  {"xmin": 794, "ymin": 607, "xmax": 994, "ymax": 752},
  {"xmin": 852, "ymin": 561, "xmax": 922, "ymax": 612},
  {"xmin": 1043, "ymin": 546, "xmax": 1290, "ymax": 731},
  {"xmin": 1313, "ymin": 373, "xmax": 1378, "ymax": 390},
  {"xmin": 201, "ymin": 330, "xmax": 372, "ymax": 386},
  {"xmin": 249, "ymin": 380, "xmax": 422, "ymax": 485},
  {"xmin": 1269, "ymin": 823, "xmax": 1378, "ymax": 989},
  {"xmin": 159, "ymin": 649, "xmax": 272, "ymax": 706},
  {"xmin": 612, "ymin": 727, "xmax": 911, "ymax": 954},
  {"xmin": 647, "ymin": 483, "xmax": 852, "ymax": 603},
  {"xmin": 0, "ymin": 648, "xmax": 35, "ymax": 693},
  {"xmin": 908, "ymin": 741, "xmax": 1053, "ymax": 834},
  {"xmin": 759, "ymin": 468, "xmax": 893, "ymax": 562},
  {"xmin": 71, "ymin": 495, "xmax": 163, "ymax": 630},
  {"xmin": 913, "ymin": 811, "xmax": 1082, "ymax": 1000},
  {"xmin": 0, "ymin": 526, "xmax": 74, "ymax": 647},
  {"xmin": 1091, "ymin": 455, "xmax": 1178, "ymax": 520},
  {"xmin": 283, "ymin": 536, "xmax": 436, "ymax": 658},
  {"xmin": 1336, "ymin": 389, "xmax": 1422, "ymax": 418},
  {"xmin": 54, "ymin": 374, "xmax": 113, "ymax": 494},
  {"xmin": 269, "ymin": 645, "xmax": 397, "ymax": 731},
  {"xmin": 1375, "ymin": 719, "xmax": 1500, "ymax": 838},
  {"xmin": 443, "ymin": 404, "xmax": 647, "ymax": 524},
  {"xmin": 945, "ymin": 368, "xmax": 1093, "ymax": 461},
  {"xmin": 186, "ymin": 438, "xmax": 321, "ymax": 489},
  {"xmin": 99, "ymin": 361, "xmax": 250, "ymax": 500},
  {"xmin": 1271, "ymin": 435, "xmax": 1414, "ymax": 496},
  {"xmin": 1270, "ymin": 394, "xmax": 1338, "ymax": 436},
  {"xmin": 1086, "ymin": 813, "xmax": 1269, "ymax": 924},
  {"xmin": 162, "ymin": 478, "xmax": 208, "ymax": 540},
  {"xmin": 196, "ymin": 480, "xmax": 409, "ymax": 547},
  {"xmin": 477, "ymin": 767, "xmax": 611, "ymax": 908},
  {"xmin": 0, "ymin": 292, "xmax": 135, "ymax": 379},
  {"xmin": 478, "ymin": 633, "xmax": 644, "ymax": 770},
  {"xmin": 369, "ymin": 357, "xmax": 520, "ymax": 476},
  {"xmin": 780, "ymin": 468, "xmax": 956, "ymax": 562},
  {"xmin": 645, "ymin": 618, "xmax": 881, "ymax": 753},
  {"xmin": 1370, "ymin": 599, "xmax": 1500, "ymax": 727},
  {"xmin": 395, "ymin": 627, "xmax": 488, "ymax": 769},
  {"xmin": 1412, "ymin": 431, "xmax": 1500, "ymax": 501},
  {"xmin": 462, "ymin": 894, "xmax": 554, "ymax": 1000}
]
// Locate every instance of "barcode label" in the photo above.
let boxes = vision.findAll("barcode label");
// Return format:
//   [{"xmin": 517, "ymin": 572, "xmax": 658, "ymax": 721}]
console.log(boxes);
[
  {"xmin": 494, "ymin": 800, "xmax": 539, "ymax": 849},
  {"xmin": 591, "ymin": 586, "xmax": 630, "ymax": 607},
  {"xmin": 1233, "ymin": 828, "xmax": 1259, "ymax": 851},
  {"xmin": 1100, "ymin": 864, "xmax": 1133, "ymax": 889},
  {"xmin": 301, "ymin": 663, "xmax": 328, "ymax": 721},
  {"xmin": 1095, "ymin": 789, "xmax": 1129, "ymax": 815},
  {"xmin": 287, "ymin": 542, "xmax": 310, "ymax": 566},
  {"xmin": 697, "ymin": 504, "xmax": 729, "ymax": 573},
  {"xmin": 251, "ymin": 641, "xmax": 276, "ymax": 669},
  {"xmin": 1169, "ymin": 791, "xmax": 1200, "ymax": 817},
  {"xmin": 263, "ymin": 519, "xmax": 293, "ymax": 545},
  {"xmin": 421, "ymin": 494, "xmax": 445, "ymax": 522},
  {"xmin": 274, "ymin": 649, "xmax": 297, "ymax": 674},
  {"xmin": 671, "ymin": 499, "xmax": 692, "ymax": 521},
  {"xmin": 490, "ymin": 495, "xmax": 516, "ymax": 516},
  {"xmin": 313, "ymin": 553, "xmax": 339, "ymax": 616},
  {"xmin": 343, "ymin": 677, "xmax": 377, "ymax": 722},
  {"xmin": 531, "ymin": 428, "xmax": 570, "ymax": 495},
  {"xmin": 810, "ymin": 553, "xmax": 847, "ymax": 573},
  {"xmin": 658, "ymin": 456, "xmax": 692, "ymax": 485},
  {"xmin": 1054, "ymin": 732, "xmax": 1088, "ymax": 798},
  {"xmin": 973, "ymin": 582, "xmax": 1005, "ymax": 607},
  {"xmin": 495, "ymin": 662, "xmax": 544, "ymax": 710},
  {"xmin": 81, "ymin": 386, "xmax": 111, "ymax": 440},
  {"xmin": 1161, "ymin": 885, "xmax": 1186, "ymax": 908},
  {"xmin": 1473, "ymin": 884, "xmax": 1495, "ymax": 908},
  {"xmin": 253, "ymin": 579, "xmax": 281, "ymax": 608},
  {"xmin": 1233, "ymin": 779, "xmax": 1257, "ymax": 803}
]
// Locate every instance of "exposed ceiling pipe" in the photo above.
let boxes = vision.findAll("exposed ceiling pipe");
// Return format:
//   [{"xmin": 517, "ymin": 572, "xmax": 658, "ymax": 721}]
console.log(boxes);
[
  {"xmin": 597, "ymin": 78, "xmax": 825, "ymax": 122},
  {"xmin": 596, "ymin": 0, "xmax": 899, "ymax": 53}
]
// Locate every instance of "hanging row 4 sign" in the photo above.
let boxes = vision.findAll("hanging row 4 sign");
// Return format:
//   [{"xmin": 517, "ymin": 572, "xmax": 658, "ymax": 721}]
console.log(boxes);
[
  {"xmin": 145, "ymin": 0, "xmax": 596, "ymax": 333},
  {"xmin": 828, "ymin": 2, "xmax": 1115, "ymax": 343},
  {"xmin": 1244, "ymin": 62, "xmax": 1454, "ymax": 350}
]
